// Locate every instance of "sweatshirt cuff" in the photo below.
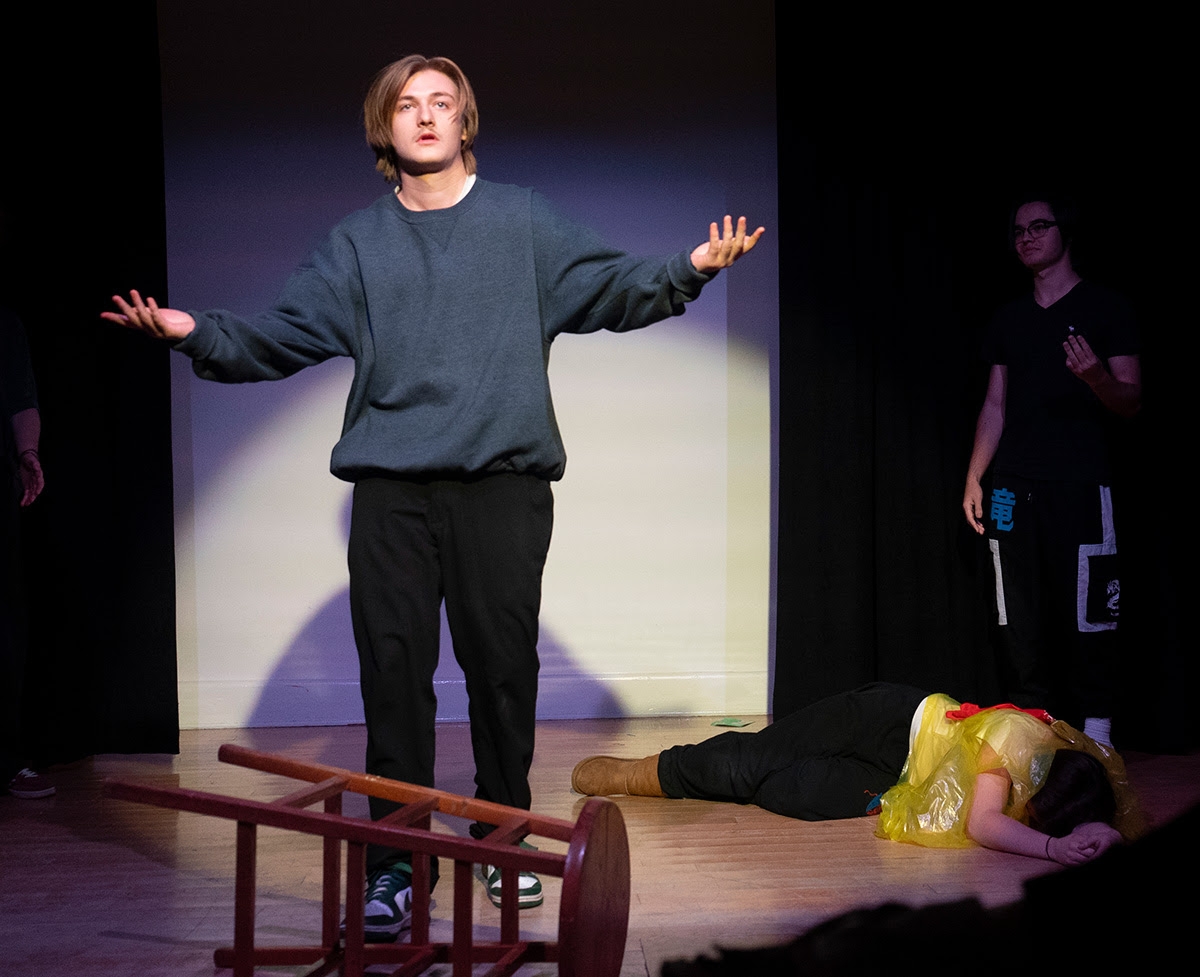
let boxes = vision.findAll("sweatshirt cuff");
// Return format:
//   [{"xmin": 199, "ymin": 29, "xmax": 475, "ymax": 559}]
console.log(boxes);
[
  {"xmin": 668, "ymin": 250, "xmax": 715, "ymax": 299},
  {"xmin": 173, "ymin": 313, "xmax": 217, "ymax": 360}
]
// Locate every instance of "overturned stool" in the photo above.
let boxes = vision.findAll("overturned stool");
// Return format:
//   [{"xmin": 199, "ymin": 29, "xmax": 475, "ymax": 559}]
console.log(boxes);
[{"xmin": 104, "ymin": 745, "xmax": 630, "ymax": 977}]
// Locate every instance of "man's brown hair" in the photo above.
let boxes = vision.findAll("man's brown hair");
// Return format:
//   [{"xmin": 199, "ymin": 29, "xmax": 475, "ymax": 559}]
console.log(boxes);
[{"xmin": 364, "ymin": 54, "xmax": 478, "ymax": 183}]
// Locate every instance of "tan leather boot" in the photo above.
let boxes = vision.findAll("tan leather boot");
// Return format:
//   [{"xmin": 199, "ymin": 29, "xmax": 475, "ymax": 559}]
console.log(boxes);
[{"xmin": 571, "ymin": 754, "xmax": 664, "ymax": 796}]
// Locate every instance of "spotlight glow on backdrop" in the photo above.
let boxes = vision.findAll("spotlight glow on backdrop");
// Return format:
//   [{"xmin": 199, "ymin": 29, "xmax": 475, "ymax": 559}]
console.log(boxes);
[{"xmin": 160, "ymin": 3, "xmax": 777, "ymax": 728}]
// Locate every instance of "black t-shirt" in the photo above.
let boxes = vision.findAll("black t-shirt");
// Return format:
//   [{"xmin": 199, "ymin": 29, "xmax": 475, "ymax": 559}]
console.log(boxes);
[{"xmin": 983, "ymin": 281, "xmax": 1139, "ymax": 483}]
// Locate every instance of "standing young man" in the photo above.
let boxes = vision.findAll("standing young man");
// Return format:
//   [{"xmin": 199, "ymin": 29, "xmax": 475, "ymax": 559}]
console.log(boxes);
[
  {"xmin": 105, "ymin": 54, "xmax": 763, "ymax": 938},
  {"xmin": 962, "ymin": 196, "xmax": 1140, "ymax": 748}
]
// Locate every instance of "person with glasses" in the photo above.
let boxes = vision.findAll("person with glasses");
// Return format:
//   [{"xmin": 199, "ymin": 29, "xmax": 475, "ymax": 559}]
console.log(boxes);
[{"xmin": 962, "ymin": 196, "xmax": 1141, "ymax": 749}]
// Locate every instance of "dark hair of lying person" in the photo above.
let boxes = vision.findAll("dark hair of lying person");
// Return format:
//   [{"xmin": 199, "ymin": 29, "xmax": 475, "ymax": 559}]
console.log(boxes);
[{"xmin": 1026, "ymin": 749, "xmax": 1116, "ymax": 839}]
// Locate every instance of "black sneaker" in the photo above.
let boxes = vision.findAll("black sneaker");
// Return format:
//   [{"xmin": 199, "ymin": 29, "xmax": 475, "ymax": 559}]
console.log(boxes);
[
  {"xmin": 362, "ymin": 863, "xmax": 413, "ymax": 942},
  {"xmin": 6, "ymin": 769, "xmax": 55, "ymax": 799}
]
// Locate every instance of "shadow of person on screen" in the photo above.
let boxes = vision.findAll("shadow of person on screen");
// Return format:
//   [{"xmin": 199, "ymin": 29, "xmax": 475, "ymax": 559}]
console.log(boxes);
[{"xmin": 245, "ymin": 493, "xmax": 625, "ymax": 760}]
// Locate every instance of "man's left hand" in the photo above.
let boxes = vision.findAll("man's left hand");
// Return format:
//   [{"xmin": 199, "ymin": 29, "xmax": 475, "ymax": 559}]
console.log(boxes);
[{"xmin": 690, "ymin": 216, "xmax": 765, "ymax": 274}]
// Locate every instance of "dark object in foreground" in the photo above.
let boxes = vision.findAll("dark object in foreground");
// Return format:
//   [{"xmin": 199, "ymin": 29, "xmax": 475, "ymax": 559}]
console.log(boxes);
[{"xmin": 662, "ymin": 800, "xmax": 1196, "ymax": 976}]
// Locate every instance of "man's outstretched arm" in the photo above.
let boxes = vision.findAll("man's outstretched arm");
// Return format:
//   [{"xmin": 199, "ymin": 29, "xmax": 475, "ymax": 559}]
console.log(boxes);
[
  {"xmin": 102, "ymin": 281, "xmax": 350, "ymax": 383},
  {"xmin": 102, "ymin": 290, "xmax": 196, "ymax": 341},
  {"xmin": 690, "ymin": 216, "xmax": 765, "ymax": 274}
]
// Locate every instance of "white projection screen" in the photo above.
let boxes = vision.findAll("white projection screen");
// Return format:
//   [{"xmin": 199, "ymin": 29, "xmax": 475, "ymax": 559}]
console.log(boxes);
[{"xmin": 158, "ymin": 1, "xmax": 778, "ymax": 728}]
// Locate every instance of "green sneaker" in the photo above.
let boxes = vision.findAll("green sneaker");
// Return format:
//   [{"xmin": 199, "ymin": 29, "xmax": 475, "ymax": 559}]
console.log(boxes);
[
  {"xmin": 479, "ymin": 842, "xmax": 543, "ymax": 908},
  {"xmin": 362, "ymin": 863, "xmax": 413, "ymax": 941}
]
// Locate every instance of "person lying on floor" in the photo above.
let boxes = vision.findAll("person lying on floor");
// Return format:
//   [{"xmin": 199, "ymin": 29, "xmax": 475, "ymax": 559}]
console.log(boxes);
[{"xmin": 571, "ymin": 682, "xmax": 1144, "ymax": 863}]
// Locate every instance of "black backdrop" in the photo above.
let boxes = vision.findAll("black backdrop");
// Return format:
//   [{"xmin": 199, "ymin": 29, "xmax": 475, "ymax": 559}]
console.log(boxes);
[
  {"xmin": 6, "ymin": 4, "xmax": 1190, "ymax": 764},
  {"xmin": 4, "ymin": 5, "xmax": 177, "ymax": 759},
  {"xmin": 774, "ymin": 35, "xmax": 1190, "ymax": 749}
]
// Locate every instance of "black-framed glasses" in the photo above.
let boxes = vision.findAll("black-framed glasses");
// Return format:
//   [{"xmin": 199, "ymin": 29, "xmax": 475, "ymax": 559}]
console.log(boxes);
[{"xmin": 1012, "ymin": 219, "xmax": 1058, "ymax": 241}]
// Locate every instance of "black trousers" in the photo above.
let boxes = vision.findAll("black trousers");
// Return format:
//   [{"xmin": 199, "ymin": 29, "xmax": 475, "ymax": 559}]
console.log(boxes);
[
  {"xmin": 657, "ymin": 683, "xmax": 927, "ymax": 821},
  {"xmin": 0, "ymin": 476, "xmax": 27, "ymax": 784},
  {"xmin": 985, "ymin": 476, "xmax": 1120, "ymax": 719},
  {"xmin": 348, "ymin": 473, "xmax": 554, "ymax": 872}
]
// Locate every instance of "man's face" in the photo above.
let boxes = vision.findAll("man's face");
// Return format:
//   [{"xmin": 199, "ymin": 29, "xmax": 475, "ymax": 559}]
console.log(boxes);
[
  {"xmin": 390, "ymin": 69, "xmax": 465, "ymax": 176},
  {"xmin": 1013, "ymin": 201, "xmax": 1068, "ymax": 273}
]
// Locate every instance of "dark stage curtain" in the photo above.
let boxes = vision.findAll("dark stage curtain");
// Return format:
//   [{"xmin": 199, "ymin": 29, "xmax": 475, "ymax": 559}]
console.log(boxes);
[
  {"xmin": 775, "ymin": 141, "xmax": 997, "ymax": 714},
  {"xmin": 773, "ymin": 47, "xmax": 1191, "ymax": 751},
  {"xmin": 3, "ymin": 2, "xmax": 179, "ymax": 762}
]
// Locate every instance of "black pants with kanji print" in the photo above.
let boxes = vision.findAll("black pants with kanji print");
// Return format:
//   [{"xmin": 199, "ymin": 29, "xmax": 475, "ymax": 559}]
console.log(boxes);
[
  {"xmin": 985, "ymin": 475, "xmax": 1120, "ymax": 721},
  {"xmin": 348, "ymin": 473, "xmax": 554, "ymax": 877}
]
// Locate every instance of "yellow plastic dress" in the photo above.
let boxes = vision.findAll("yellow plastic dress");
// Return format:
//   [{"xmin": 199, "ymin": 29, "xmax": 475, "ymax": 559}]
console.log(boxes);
[{"xmin": 875, "ymin": 694, "xmax": 1144, "ymax": 848}]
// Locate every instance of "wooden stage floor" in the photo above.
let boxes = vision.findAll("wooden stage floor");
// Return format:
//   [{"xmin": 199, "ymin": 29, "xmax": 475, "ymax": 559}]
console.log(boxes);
[{"xmin": 3, "ymin": 717, "xmax": 1198, "ymax": 976}]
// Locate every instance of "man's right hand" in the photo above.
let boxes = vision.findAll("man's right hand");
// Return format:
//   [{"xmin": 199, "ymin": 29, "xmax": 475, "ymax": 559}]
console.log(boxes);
[
  {"xmin": 102, "ymin": 290, "xmax": 195, "ymax": 341},
  {"xmin": 963, "ymin": 476, "xmax": 986, "ymax": 535}
]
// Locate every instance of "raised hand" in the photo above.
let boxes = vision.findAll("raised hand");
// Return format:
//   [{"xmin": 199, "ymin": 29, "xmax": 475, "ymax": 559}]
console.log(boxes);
[
  {"xmin": 690, "ymin": 216, "xmax": 765, "ymax": 274},
  {"xmin": 1063, "ymin": 334, "xmax": 1107, "ymax": 385},
  {"xmin": 102, "ymin": 290, "xmax": 196, "ymax": 341}
]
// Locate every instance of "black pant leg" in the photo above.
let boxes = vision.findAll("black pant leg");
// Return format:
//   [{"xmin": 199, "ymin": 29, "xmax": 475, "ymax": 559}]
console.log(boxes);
[
  {"xmin": 753, "ymin": 755, "xmax": 903, "ymax": 820},
  {"xmin": 1046, "ymin": 482, "xmax": 1121, "ymax": 719},
  {"xmin": 987, "ymin": 475, "xmax": 1051, "ymax": 708},
  {"xmin": 0, "ymin": 487, "xmax": 26, "ymax": 783},
  {"xmin": 658, "ymin": 683, "xmax": 926, "ymax": 819},
  {"xmin": 989, "ymin": 477, "xmax": 1120, "ymax": 720},
  {"xmin": 348, "ymin": 478, "xmax": 443, "ymax": 873},
  {"xmin": 439, "ymin": 474, "xmax": 553, "ymax": 812}
]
